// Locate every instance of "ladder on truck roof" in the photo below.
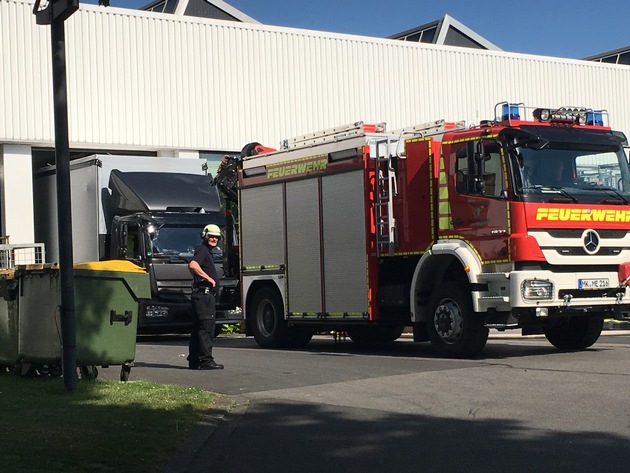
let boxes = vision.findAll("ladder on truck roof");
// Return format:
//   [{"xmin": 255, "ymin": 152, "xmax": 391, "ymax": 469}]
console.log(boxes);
[{"xmin": 280, "ymin": 121, "xmax": 386, "ymax": 150}]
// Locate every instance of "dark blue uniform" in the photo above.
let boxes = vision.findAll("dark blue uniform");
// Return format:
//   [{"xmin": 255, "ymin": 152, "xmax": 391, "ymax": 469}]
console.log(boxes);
[{"xmin": 189, "ymin": 243, "xmax": 221, "ymax": 369}]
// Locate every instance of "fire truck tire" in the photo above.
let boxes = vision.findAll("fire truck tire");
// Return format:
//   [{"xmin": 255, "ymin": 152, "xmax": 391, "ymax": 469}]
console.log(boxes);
[
  {"xmin": 544, "ymin": 316, "xmax": 604, "ymax": 350},
  {"xmin": 250, "ymin": 287, "xmax": 290, "ymax": 348},
  {"xmin": 426, "ymin": 283, "xmax": 488, "ymax": 358}
]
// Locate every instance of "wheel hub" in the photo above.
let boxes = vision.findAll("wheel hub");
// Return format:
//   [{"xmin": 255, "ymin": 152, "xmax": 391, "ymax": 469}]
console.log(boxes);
[
  {"xmin": 259, "ymin": 300, "xmax": 276, "ymax": 336},
  {"xmin": 434, "ymin": 300, "xmax": 463, "ymax": 343}
]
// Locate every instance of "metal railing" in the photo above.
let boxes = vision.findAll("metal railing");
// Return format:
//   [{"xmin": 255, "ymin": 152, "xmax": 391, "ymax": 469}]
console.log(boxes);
[{"xmin": 0, "ymin": 243, "xmax": 46, "ymax": 269}]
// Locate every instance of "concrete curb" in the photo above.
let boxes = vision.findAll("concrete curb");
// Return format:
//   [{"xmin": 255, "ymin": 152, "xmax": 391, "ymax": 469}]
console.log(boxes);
[{"xmin": 161, "ymin": 394, "xmax": 249, "ymax": 473}]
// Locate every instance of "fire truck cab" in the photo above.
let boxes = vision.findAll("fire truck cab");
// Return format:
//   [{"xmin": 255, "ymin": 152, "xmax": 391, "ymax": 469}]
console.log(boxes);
[{"xmin": 221, "ymin": 102, "xmax": 630, "ymax": 358}]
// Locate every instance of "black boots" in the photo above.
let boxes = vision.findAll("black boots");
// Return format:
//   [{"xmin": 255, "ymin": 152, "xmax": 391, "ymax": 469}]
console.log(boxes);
[{"xmin": 198, "ymin": 361, "xmax": 224, "ymax": 370}]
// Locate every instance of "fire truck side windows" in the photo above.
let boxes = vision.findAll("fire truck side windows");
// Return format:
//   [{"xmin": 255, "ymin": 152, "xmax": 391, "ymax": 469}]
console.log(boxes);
[
  {"xmin": 455, "ymin": 145, "xmax": 473, "ymax": 193},
  {"xmin": 455, "ymin": 140, "xmax": 503, "ymax": 198},
  {"xmin": 482, "ymin": 148, "xmax": 502, "ymax": 198}
]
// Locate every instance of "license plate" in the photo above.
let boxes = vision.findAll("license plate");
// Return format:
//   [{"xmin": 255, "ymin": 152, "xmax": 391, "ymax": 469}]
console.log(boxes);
[{"xmin": 578, "ymin": 278, "xmax": 609, "ymax": 289}]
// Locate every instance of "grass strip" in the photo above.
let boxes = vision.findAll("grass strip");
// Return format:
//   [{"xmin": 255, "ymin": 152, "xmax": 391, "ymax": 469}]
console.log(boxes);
[{"xmin": 0, "ymin": 373, "xmax": 215, "ymax": 473}]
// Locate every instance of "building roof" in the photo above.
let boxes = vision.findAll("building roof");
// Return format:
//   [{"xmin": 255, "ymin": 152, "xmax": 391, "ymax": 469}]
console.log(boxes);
[
  {"xmin": 388, "ymin": 14, "xmax": 501, "ymax": 51},
  {"xmin": 138, "ymin": 3, "xmax": 627, "ymax": 64},
  {"xmin": 141, "ymin": 0, "xmax": 259, "ymax": 23},
  {"xmin": 583, "ymin": 46, "xmax": 630, "ymax": 65}
]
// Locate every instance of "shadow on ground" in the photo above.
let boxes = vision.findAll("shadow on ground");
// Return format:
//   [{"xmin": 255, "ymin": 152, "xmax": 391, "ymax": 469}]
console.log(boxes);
[{"xmin": 178, "ymin": 397, "xmax": 629, "ymax": 473}]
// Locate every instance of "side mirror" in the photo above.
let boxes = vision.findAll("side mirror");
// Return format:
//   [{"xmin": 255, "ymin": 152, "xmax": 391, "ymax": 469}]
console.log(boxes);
[
  {"xmin": 119, "ymin": 226, "xmax": 128, "ymax": 258},
  {"xmin": 468, "ymin": 141, "xmax": 486, "ymax": 194}
]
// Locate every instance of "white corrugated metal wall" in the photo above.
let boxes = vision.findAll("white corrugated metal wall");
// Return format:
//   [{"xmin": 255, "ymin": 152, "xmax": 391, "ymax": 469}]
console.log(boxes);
[{"xmin": 2, "ymin": 0, "xmax": 630, "ymax": 151}]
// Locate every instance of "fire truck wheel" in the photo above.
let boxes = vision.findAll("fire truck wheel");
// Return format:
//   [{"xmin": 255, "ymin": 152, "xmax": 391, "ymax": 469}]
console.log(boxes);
[
  {"xmin": 426, "ymin": 283, "xmax": 488, "ymax": 358},
  {"xmin": 250, "ymin": 286, "xmax": 290, "ymax": 348},
  {"xmin": 543, "ymin": 316, "xmax": 604, "ymax": 350}
]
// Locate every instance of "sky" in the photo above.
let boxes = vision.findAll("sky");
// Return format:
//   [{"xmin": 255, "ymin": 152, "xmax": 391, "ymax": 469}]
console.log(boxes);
[{"xmin": 80, "ymin": 0, "xmax": 630, "ymax": 60}]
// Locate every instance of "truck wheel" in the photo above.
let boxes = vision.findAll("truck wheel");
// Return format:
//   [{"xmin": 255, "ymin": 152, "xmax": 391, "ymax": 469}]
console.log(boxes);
[
  {"xmin": 544, "ymin": 316, "xmax": 604, "ymax": 350},
  {"xmin": 426, "ymin": 283, "xmax": 488, "ymax": 358},
  {"xmin": 250, "ymin": 287, "xmax": 290, "ymax": 348}
]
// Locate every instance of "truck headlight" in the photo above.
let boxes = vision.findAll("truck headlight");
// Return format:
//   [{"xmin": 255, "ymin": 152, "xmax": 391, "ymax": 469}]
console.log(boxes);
[{"xmin": 521, "ymin": 280, "xmax": 554, "ymax": 301}]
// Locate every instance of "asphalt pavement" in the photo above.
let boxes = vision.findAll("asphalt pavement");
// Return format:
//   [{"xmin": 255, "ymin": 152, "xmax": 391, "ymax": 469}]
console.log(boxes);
[{"xmin": 98, "ymin": 330, "xmax": 630, "ymax": 473}]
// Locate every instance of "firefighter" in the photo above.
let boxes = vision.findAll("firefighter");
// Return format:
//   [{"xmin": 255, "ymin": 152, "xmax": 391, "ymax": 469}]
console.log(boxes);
[
  {"xmin": 187, "ymin": 223, "xmax": 224, "ymax": 370},
  {"xmin": 526, "ymin": 158, "xmax": 566, "ymax": 187}
]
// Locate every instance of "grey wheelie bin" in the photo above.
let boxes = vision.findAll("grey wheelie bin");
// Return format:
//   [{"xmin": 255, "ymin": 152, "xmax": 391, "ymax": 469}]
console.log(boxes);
[
  {"xmin": 0, "ymin": 270, "xmax": 18, "ymax": 371},
  {"xmin": 17, "ymin": 265, "xmax": 63, "ymax": 366}
]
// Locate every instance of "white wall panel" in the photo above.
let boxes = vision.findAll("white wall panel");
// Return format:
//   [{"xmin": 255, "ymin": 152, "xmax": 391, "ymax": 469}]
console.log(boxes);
[{"xmin": 2, "ymin": 0, "xmax": 630, "ymax": 154}]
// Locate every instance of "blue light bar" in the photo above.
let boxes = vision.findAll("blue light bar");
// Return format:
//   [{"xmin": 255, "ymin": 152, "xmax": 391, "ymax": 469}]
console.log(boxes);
[
  {"xmin": 502, "ymin": 103, "xmax": 520, "ymax": 121},
  {"xmin": 586, "ymin": 111, "xmax": 604, "ymax": 126}
]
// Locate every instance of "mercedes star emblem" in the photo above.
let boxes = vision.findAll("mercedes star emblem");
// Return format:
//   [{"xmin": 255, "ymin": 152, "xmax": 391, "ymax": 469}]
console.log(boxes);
[{"xmin": 582, "ymin": 229, "xmax": 601, "ymax": 255}]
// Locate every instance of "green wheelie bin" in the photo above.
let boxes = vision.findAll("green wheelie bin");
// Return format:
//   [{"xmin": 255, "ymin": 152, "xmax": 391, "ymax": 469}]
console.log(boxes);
[
  {"xmin": 73, "ymin": 260, "xmax": 151, "ymax": 381},
  {"xmin": 14, "ymin": 261, "xmax": 149, "ymax": 380}
]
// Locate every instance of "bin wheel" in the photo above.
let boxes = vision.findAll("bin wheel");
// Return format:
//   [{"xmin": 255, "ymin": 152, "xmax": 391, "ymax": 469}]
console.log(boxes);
[
  {"xmin": 80, "ymin": 365, "xmax": 98, "ymax": 381},
  {"xmin": 120, "ymin": 363, "xmax": 132, "ymax": 382},
  {"xmin": 14, "ymin": 363, "xmax": 34, "ymax": 377}
]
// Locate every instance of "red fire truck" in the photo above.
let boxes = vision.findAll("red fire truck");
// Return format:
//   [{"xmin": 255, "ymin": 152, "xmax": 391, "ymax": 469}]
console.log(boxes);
[{"xmin": 216, "ymin": 102, "xmax": 630, "ymax": 357}]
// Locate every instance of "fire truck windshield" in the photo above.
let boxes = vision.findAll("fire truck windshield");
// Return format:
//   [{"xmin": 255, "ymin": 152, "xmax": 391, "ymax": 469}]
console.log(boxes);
[{"xmin": 511, "ymin": 143, "xmax": 630, "ymax": 204}]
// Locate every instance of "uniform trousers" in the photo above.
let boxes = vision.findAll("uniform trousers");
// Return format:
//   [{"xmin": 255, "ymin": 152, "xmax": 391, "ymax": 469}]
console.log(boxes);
[{"xmin": 189, "ymin": 289, "xmax": 216, "ymax": 367}]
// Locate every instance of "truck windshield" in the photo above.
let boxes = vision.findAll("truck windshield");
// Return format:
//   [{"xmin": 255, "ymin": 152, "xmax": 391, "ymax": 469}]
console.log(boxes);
[
  {"xmin": 512, "ymin": 144, "xmax": 630, "ymax": 203},
  {"xmin": 149, "ymin": 225, "xmax": 222, "ymax": 262}
]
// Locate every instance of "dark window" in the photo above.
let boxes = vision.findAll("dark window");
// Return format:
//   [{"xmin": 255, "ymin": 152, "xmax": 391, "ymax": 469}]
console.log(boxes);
[
  {"xmin": 601, "ymin": 55, "xmax": 618, "ymax": 64},
  {"xmin": 618, "ymin": 52, "xmax": 630, "ymax": 65},
  {"xmin": 420, "ymin": 27, "xmax": 437, "ymax": 43}
]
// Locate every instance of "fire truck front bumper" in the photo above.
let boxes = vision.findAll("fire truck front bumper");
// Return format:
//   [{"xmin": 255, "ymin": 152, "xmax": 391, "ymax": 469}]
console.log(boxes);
[{"xmin": 507, "ymin": 269, "xmax": 630, "ymax": 314}]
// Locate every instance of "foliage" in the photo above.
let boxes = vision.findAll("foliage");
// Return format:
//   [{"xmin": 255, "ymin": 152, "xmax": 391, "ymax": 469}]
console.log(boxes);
[
  {"xmin": 0, "ymin": 374, "xmax": 215, "ymax": 473},
  {"xmin": 220, "ymin": 323, "xmax": 242, "ymax": 334}
]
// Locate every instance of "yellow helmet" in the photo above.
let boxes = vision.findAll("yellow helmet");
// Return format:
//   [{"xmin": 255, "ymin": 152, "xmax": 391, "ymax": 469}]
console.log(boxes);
[{"xmin": 201, "ymin": 224, "xmax": 221, "ymax": 239}]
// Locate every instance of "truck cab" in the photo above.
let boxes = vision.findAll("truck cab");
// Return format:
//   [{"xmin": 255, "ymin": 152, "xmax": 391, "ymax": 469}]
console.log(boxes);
[
  {"xmin": 415, "ymin": 104, "xmax": 630, "ymax": 354},
  {"xmin": 107, "ymin": 175, "xmax": 241, "ymax": 334},
  {"xmin": 111, "ymin": 213, "xmax": 240, "ymax": 333}
]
